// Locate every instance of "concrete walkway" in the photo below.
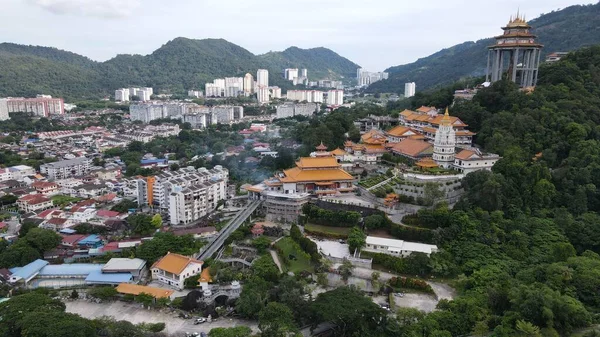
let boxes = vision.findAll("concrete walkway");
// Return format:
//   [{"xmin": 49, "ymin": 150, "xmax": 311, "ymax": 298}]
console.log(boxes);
[{"xmin": 269, "ymin": 249, "xmax": 284, "ymax": 273}]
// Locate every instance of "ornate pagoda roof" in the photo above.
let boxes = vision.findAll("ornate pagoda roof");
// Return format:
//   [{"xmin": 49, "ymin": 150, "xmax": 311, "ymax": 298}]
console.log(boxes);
[
  {"xmin": 315, "ymin": 142, "xmax": 328, "ymax": 151},
  {"xmin": 488, "ymin": 12, "xmax": 543, "ymax": 49}
]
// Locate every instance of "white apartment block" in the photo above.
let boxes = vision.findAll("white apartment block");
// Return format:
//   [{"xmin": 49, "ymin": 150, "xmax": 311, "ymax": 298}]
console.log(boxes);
[
  {"xmin": 404, "ymin": 82, "xmax": 416, "ymax": 98},
  {"xmin": 129, "ymin": 102, "xmax": 243, "ymax": 125},
  {"xmin": 0, "ymin": 165, "xmax": 36, "ymax": 182},
  {"xmin": 211, "ymin": 106, "xmax": 244, "ymax": 124},
  {"xmin": 301, "ymin": 69, "xmax": 307, "ymax": 77},
  {"xmin": 115, "ymin": 89, "xmax": 129, "ymax": 102},
  {"xmin": 0, "ymin": 98, "xmax": 8, "ymax": 121},
  {"xmin": 151, "ymin": 166, "xmax": 228, "ymax": 211},
  {"xmin": 40, "ymin": 157, "xmax": 92, "ymax": 180},
  {"xmin": 0, "ymin": 96, "xmax": 64, "ymax": 117},
  {"xmin": 318, "ymin": 80, "xmax": 343, "ymax": 89},
  {"xmin": 286, "ymin": 90, "xmax": 324, "ymax": 103},
  {"xmin": 257, "ymin": 86, "xmax": 270, "ymax": 104},
  {"xmin": 205, "ymin": 83, "xmax": 222, "ymax": 97},
  {"xmin": 270, "ymin": 87, "xmax": 282, "ymax": 99},
  {"xmin": 188, "ymin": 90, "xmax": 203, "ymax": 98},
  {"xmin": 276, "ymin": 103, "xmax": 318, "ymax": 119},
  {"xmin": 243, "ymin": 73, "xmax": 254, "ymax": 94},
  {"xmin": 137, "ymin": 89, "xmax": 151, "ymax": 101},
  {"xmin": 327, "ymin": 90, "xmax": 344, "ymax": 106},
  {"xmin": 284, "ymin": 68, "xmax": 299, "ymax": 81},
  {"xmin": 169, "ymin": 178, "xmax": 226, "ymax": 225},
  {"xmin": 257, "ymin": 69, "xmax": 269, "ymax": 87},
  {"xmin": 357, "ymin": 68, "xmax": 389, "ymax": 87},
  {"xmin": 116, "ymin": 87, "xmax": 153, "ymax": 101}
]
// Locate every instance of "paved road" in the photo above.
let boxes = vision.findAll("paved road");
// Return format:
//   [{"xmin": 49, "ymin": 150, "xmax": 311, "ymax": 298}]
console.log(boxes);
[
  {"xmin": 197, "ymin": 200, "xmax": 261, "ymax": 260},
  {"xmin": 65, "ymin": 300, "xmax": 258, "ymax": 335}
]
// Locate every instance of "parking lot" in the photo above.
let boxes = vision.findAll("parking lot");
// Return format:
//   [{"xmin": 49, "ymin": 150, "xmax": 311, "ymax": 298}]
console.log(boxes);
[{"xmin": 65, "ymin": 300, "xmax": 258, "ymax": 335}]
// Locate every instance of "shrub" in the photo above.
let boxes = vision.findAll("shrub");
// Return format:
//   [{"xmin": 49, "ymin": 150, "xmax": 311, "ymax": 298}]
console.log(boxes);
[
  {"xmin": 147, "ymin": 322, "xmax": 166, "ymax": 332},
  {"xmin": 88, "ymin": 286, "xmax": 118, "ymax": 300},
  {"xmin": 388, "ymin": 276, "xmax": 434, "ymax": 294}
]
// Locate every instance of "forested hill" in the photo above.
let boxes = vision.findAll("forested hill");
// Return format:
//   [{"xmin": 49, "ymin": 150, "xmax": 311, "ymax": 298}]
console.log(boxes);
[
  {"xmin": 367, "ymin": 2, "xmax": 600, "ymax": 93},
  {"xmin": 0, "ymin": 37, "xmax": 359, "ymax": 100}
]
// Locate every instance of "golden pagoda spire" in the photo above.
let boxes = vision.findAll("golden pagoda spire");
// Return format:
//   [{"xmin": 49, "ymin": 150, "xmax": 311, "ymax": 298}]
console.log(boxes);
[{"xmin": 441, "ymin": 107, "xmax": 452, "ymax": 126}]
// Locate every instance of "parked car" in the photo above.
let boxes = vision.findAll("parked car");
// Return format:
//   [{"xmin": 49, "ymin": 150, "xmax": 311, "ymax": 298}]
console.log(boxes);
[{"xmin": 193, "ymin": 317, "xmax": 206, "ymax": 325}]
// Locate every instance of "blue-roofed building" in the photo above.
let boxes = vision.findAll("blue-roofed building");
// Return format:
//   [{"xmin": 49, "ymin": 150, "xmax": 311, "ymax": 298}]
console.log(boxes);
[
  {"xmin": 9, "ymin": 261, "xmax": 137, "ymax": 289},
  {"xmin": 38, "ymin": 264, "xmax": 104, "ymax": 277},
  {"xmin": 140, "ymin": 159, "xmax": 168, "ymax": 168},
  {"xmin": 77, "ymin": 235, "xmax": 103, "ymax": 248},
  {"xmin": 9, "ymin": 259, "xmax": 49, "ymax": 284},
  {"xmin": 85, "ymin": 270, "xmax": 132, "ymax": 285},
  {"xmin": 59, "ymin": 228, "xmax": 77, "ymax": 235}
]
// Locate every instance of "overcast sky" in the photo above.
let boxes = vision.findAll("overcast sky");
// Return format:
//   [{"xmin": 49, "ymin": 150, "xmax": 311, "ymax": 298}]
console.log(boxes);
[{"xmin": 0, "ymin": 0, "xmax": 595, "ymax": 71}]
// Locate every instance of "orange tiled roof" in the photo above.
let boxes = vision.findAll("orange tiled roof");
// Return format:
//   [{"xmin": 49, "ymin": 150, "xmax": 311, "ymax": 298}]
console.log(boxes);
[
  {"xmin": 429, "ymin": 115, "xmax": 467, "ymax": 127},
  {"xmin": 390, "ymin": 139, "xmax": 433, "ymax": 157},
  {"xmin": 151, "ymin": 252, "xmax": 203, "ymax": 275},
  {"xmin": 416, "ymin": 106, "xmax": 436, "ymax": 113},
  {"xmin": 330, "ymin": 148, "xmax": 347, "ymax": 156},
  {"xmin": 199, "ymin": 267, "xmax": 212, "ymax": 283},
  {"xmin": 455, "ymin": 149, "xmax": 478, "ymax": 160},
  {"xmin": 416, "ymin": 157, "xmax": 439, "ymax": 168},
  {"xmin": 116, "ymin": 283, "xmax": 173, "ymax": 299},
  {"xmin": 296, "ymin": 157, "xmax": 339, "ymax": 169},
  {"xmin": 422, "ymin": 127, "xmax": 475, "ymax": 136},
  {"xmin": 280, "ymin": 167, "xmax": 354, "ymax": 182},
  {"xmin": 386, "ymin": 125, "xmax": 418, "ymax": 137},
  {"xmin": 400, "ymin": 109, "xmax": 416, "ymax": 117},
  {"xmin": 361, "ymin": 129, "xmax": 387, "ymax": 145},
  {"xmin": 245, "ymin": 185, "xmax": 265, "ymax": 193},
  {"xmin": 363, "ymin": 144, "xmax": 386, "ymax": 153}
]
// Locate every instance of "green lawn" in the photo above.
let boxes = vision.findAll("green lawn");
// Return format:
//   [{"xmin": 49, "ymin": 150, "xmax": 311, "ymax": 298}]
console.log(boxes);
[
  {"xmin": 274, "ymin": 237, "xmax": 313, "ymax": 273},
  {"xmin": 305, "ymin": 223, "xmax": 350, "ymax": 238}
]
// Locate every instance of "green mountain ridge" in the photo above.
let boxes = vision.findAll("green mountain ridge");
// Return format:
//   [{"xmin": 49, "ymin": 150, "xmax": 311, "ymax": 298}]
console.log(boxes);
[
  {"xmin": 0, "ymin": 37, "xmax": 360, "ymax": 100},
  {"xmin": 368, "ymin": 2, "xmax": 600, "ymax": 93}
]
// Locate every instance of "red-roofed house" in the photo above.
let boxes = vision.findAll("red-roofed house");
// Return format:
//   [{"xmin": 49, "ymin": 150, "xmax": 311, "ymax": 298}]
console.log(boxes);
[
  {"xmin": 31, "ymin": 181, "xmax": 59, "ymax": 195},
  {"xmin": 95, "ymin": 209, "xmax": 122, "ymax": 218},
  {"xmin": 37, "ymin": 209, "xmax": 62, "ymax": 219},
  {"xmin": 0, "ymin": 222, "xmax": 7, "ymax": 233},
  {"xmin": 17, "ymin": 194, "xmax": 53, "ymax": 213},
  {"xmin": 61, "ymin": 234, "xmax": 87, "ymax": 247}
]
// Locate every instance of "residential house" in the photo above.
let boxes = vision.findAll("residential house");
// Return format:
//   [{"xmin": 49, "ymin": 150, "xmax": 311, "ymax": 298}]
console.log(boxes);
[
  {"xmin": 17, "ymin": 194, "xmax": 53, "ymax": 213},
  {"xmin": 151, "ymin": 252, "xmax": 203, "ymax": 290},
  {"xmin": 31, "ymin": 181, "xmax": 59, "ymax": 196}
]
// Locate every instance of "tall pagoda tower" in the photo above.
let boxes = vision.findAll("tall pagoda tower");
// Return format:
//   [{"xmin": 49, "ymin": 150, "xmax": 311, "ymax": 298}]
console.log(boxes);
[
  {"xmin": 486, "ymin": 12, "xmax": 543, "ymax": 88},
  {"xmin": 433, "ymin": 108, "xmax": 456, "ymax": 169}
]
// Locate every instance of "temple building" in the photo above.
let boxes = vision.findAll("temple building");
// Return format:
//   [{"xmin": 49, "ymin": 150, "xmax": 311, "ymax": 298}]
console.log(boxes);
[
  {"xmin": 486, "ymin": 12, "xmax": 543, "ymax": 88},
  {"xmin": 385, "ymin": 125, "xmax": 423, "ymax": 143},
  {"xmin": 432, "ymin": 108, "xmax": 456, "ymax": 168},
  {"xmin": 338, "ymin": 130, "xmax": 388, "ymax": 164},
  {"xmin": 398, "ymin": 107, "xmax": 474, "ymax": 145},
  {"xmin": 247, "ymin": 144, "xmax": 356, "ymax": 223}
]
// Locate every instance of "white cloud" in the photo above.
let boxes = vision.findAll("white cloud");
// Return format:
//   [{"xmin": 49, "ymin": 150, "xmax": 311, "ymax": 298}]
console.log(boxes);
[{"xmin": 27, "ymin": 0, "xmax": 141, "ymax": 18}]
